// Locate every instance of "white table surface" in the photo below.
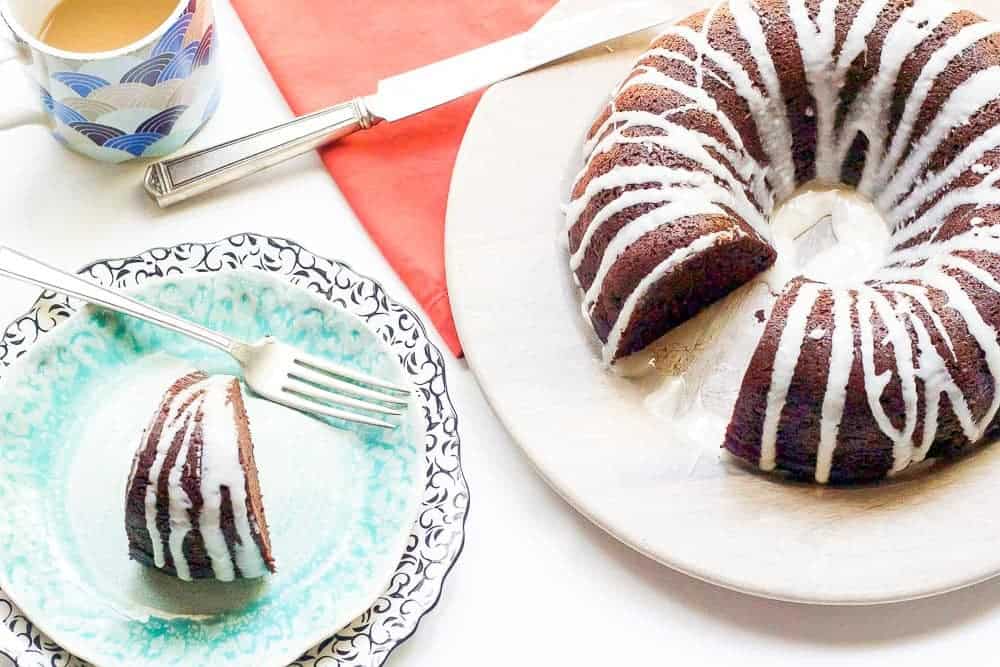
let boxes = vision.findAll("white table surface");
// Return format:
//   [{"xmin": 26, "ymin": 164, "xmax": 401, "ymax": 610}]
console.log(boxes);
[{"xmin": 3, "ymin": 1, "xmax": 1000, "ymax": 664}]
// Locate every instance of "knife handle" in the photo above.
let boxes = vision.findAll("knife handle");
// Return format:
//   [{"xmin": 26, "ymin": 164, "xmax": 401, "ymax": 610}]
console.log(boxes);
[{"xmin": 143, "ymin": 98, "xmax": 376, "ymax": 208}]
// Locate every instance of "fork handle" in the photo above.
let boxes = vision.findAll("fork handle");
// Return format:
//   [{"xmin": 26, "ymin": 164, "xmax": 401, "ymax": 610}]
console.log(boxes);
[
  {"xmin": 0, "ymin": 247, "xmax": 238, "ymax": 353},
  {"xmin": 143, "ymin": 98, "xmax": 377, "ymax": 208}
]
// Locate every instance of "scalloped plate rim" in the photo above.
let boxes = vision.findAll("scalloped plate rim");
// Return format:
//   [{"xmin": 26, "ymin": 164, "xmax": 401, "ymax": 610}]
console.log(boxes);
[{"xmin": 0, "ymin": 233, "xmax": 469, "ymax": 666}]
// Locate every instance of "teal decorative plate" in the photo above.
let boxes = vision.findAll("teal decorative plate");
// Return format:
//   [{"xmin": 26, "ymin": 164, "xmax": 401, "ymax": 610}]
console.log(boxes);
[{"xmin": 0, "ymin": 235, "xmax": 468, "ymax": 667}]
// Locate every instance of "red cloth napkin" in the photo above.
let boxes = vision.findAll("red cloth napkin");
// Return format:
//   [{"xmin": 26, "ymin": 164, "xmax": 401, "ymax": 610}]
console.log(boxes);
[{"xmin": 230, "ymin": 0, "xmax": 556, "ymax": 356}]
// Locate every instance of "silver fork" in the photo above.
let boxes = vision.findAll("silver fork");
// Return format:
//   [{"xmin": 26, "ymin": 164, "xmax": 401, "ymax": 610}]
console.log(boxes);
[{"xmin": 0, "ymin": 246, "xmax": 410, "ymax": 429}]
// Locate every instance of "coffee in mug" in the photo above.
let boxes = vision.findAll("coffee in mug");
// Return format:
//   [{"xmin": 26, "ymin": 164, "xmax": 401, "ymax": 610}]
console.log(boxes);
[
  {"xmin": 38, "ymin": 0, "xmax": 179, "ymax": 53},
  {"xmin": 0, "ymin": 0, "xmax": 221, "ymax": 162}
]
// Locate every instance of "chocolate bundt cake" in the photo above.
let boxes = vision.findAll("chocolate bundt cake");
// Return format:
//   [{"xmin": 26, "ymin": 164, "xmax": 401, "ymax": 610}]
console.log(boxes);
[
  {"xmin": 566, "ymin": 0, "xmax": 1000, "ymax": 482},
  {"xmin": 125, "ymin": 371, "xmax": 275, "ymax": 580}
]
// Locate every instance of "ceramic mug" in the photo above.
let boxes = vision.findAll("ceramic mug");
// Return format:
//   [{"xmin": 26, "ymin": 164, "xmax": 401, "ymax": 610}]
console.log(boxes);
[{"xmin": 0, "ymin": 0, "xmax": 219, "ymax": 162}]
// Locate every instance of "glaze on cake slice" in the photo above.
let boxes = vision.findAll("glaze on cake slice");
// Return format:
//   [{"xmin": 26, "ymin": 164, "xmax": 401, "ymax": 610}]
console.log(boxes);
[{"xmin": 124, "ymin": 371, "xmax": 275, "ymax": 580}]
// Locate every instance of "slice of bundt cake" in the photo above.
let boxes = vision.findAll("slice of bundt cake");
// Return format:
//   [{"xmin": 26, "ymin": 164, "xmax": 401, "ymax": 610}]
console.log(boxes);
[{"xmin": 124, "ymin": 371, "xmax": 275, "ymax": 581}]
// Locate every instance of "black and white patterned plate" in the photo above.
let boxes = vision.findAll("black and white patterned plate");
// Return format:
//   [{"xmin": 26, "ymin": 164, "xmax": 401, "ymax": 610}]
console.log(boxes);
[{"xmin": 0, "ymin": 234, "xmax": 468, "ymax": 667}]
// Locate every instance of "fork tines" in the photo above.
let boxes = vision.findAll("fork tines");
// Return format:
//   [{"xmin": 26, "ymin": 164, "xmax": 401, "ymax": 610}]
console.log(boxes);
[
  {"xmin": 298, "ymin": 352, "xmax": 412, "ymax": 395},
  {"xmin": 279, "ymin": 353, "xmax": 413, "ymax": 429}
]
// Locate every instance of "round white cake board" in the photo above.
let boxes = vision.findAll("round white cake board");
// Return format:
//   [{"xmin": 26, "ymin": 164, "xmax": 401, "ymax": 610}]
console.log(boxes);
[{"xmin": 446, "ymin": 0, "xmax": 1000, "ymax": 604}]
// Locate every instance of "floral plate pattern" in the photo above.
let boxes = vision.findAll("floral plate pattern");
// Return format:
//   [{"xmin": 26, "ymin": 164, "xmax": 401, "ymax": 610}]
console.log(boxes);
[{"xmin": 0, "ymin": 235, "xmax": 468, "ymax": 666}]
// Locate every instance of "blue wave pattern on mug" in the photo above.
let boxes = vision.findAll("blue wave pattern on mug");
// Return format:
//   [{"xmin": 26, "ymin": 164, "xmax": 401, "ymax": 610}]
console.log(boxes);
[
  {"xmin": 51, "ymin": 71, "xmax": 109, "ymax": 96},
  {"xmin": 39, "ymin": 0, "xmax": 219, "ymax": 161}
]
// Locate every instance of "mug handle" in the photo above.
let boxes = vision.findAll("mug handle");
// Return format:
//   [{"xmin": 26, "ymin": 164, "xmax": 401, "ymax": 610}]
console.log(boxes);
[{"xmin": 0, "ymin": 29, "xmax": 47, "ymax": 130}]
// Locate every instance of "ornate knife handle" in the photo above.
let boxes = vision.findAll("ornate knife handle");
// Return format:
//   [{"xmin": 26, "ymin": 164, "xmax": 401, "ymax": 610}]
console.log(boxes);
[{"xmin": 143, "ymin": 98, "xmax": 377, "ymax": 208}]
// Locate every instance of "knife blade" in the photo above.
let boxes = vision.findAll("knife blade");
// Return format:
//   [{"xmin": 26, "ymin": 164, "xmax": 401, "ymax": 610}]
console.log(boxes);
[
  {"xmin": 365, "ymin": 1, "xmax": 672, "ymax": 122},
  {"xmin": 144, "ymin": 2, "xmax": 672, "ymax": 207}
]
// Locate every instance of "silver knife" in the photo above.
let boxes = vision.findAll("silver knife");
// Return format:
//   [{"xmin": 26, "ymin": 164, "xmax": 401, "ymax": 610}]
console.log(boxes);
[{"xmin": 143, "ymin": 2, "xmax": 671, "ymax": 207}]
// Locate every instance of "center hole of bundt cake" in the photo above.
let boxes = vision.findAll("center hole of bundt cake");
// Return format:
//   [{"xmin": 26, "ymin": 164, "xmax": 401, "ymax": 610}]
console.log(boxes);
[{"xmin": 769, "ymin": 184, "xmax": 891, "ymax": 289}]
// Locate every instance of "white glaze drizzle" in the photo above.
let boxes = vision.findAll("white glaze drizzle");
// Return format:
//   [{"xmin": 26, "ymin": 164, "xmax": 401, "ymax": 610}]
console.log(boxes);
[
  {"xmin": 727, "ymin": 0, "xmax": 797, "ymax": 198},
  {"xmin": 164, "ymin": 409, "xmax": 197, "ymax": 581},
  {"xmin": 566, "ymin": 0, "xmax": 1000, "ymax": 481},
  {"xmin": 887, "ymin": 125, "xmax": 1000, "ymax": 224},
  {"xmin": 142, "ymin": 383, "xmax": 201, "ymax": 573},
  {"xmin": 884, "ymin": 66, "xmax": 1000, "ymax": 206},
  {"xmin": 759, "ymin": 282, "xmax": 820, "ymax": 471},
  {"xmin": 852, "ymin": 1, "xmax": 949, "ymax": 194},
  {"xmin": 138, "ymin": 374, "xmax": 268, "ymax": 581},
  {"xmin": 856, "ymin": 287, "xmax": 918, "ymax": 471},
  {"xmin": 787, "ymin": 0, "xmax": 840, "ymax": 181},
  {"xmin": 815, "ymin": 289, "xmax": 853, "ymax": 483},
  {"xmin": 876, "ymin": 21, "xmax": 1000, "ymax": 196},
  {"xmin": 925, "ymin": 270, "xmax": 1000, "ymax": 440},
  {"xmin": 197, "ymin": 376, "xmax": 269, "ymax": 580}
]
